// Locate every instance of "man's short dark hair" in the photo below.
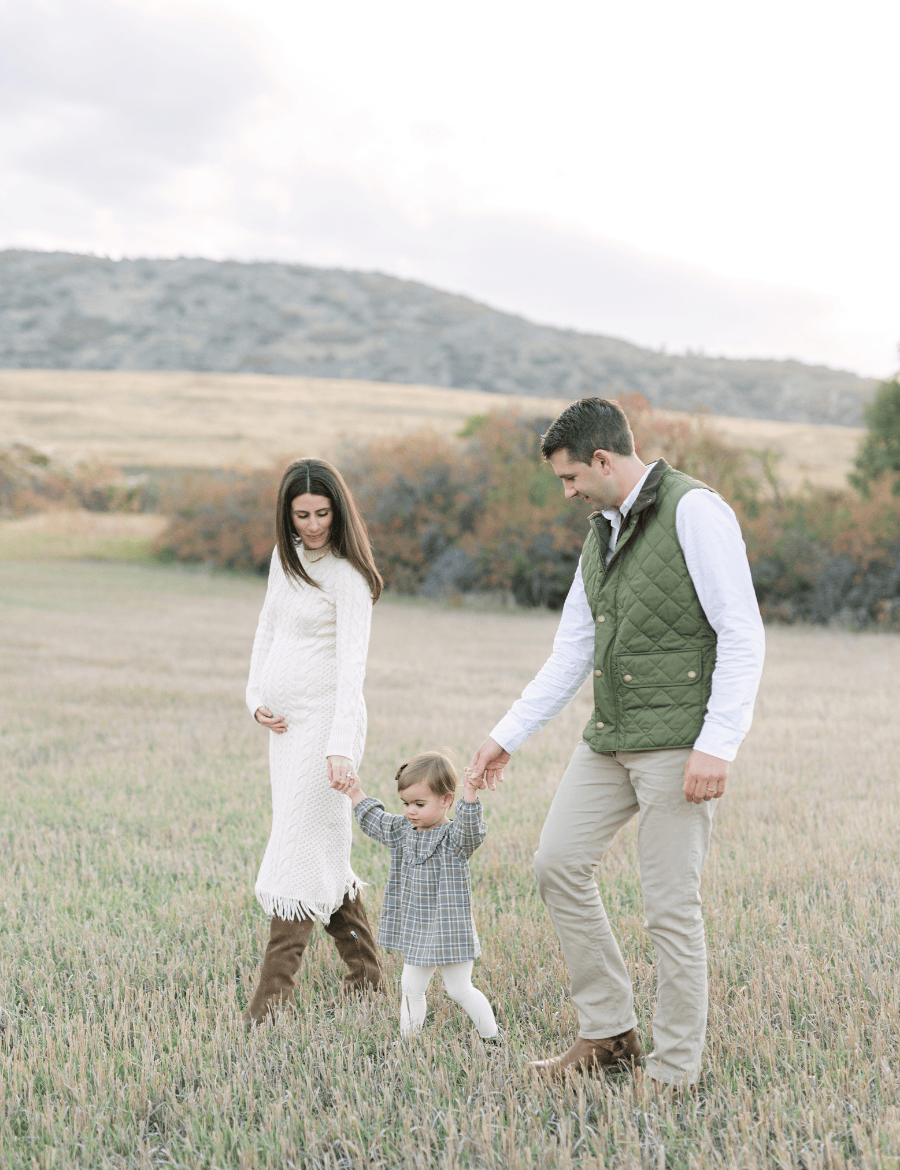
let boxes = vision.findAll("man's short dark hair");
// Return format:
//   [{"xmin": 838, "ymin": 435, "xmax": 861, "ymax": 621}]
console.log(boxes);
[{"xmin": 540, "ymin": 398, "xmax": 635, "ymax": 464}]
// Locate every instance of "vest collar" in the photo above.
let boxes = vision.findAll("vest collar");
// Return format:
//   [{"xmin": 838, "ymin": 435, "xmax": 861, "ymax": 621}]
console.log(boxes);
[
  {"xmin": 588, "ymin": 459, "xmax": 672, "ymax": 569},
  {"xmin": 589, "ymin": 458, "xmax": 671, "ymax": 526},
  {"xmin": 628, "ymin": 458, "xmax": 670, "ymax": 518}
]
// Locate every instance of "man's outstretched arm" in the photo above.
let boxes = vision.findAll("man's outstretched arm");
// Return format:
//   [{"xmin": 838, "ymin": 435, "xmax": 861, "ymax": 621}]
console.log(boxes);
[{"xmin": 466, "ymin": 561, "xmax": 595, "ymax": 788}]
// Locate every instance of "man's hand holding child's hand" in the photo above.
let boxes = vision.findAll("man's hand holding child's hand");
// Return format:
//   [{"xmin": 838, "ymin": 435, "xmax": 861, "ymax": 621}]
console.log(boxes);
[
  {"xmin": 330, "ymin": 768, "xmax": 365, "ymax": 806},
  {"xmin": 465, "ymin": 737, "xmax": 510, "ymax": 791}
]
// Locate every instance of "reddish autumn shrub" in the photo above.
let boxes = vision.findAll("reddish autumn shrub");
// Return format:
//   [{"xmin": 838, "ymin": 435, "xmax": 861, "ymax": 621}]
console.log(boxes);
[
  {"xmin": 153, "ymin": 467, "xmax": 281, "ymax": 572},
  {"xmin": 344, "ymin": 432, "xmax": 484, "ymax": 594},
  {"xmin": 0, "ymin": 441, "xmax": 155, "ymax": 516},
  {"xmin": 739, "ymin": 478, "xmax": 900, "ymax": 625},
  {"xmin": 622, "ymin": 393, "xmax": 763, "ymax": 506}
]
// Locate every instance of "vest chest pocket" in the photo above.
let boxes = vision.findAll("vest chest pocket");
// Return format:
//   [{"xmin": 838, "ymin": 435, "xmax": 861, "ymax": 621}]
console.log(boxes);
[{"xmin": 615, "ymin": 649, "xmax": 703, "ymax": 688}]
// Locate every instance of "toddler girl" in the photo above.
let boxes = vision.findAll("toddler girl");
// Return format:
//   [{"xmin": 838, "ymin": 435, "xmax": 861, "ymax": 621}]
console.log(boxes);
[{"xmin": 331, "ymin": 751, "xmax": 499, "ymax": 1040}]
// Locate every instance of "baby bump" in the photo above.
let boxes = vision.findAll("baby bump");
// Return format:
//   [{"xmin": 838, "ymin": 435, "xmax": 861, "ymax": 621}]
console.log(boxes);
[{"xmin": 261, "ymin": 651, "xmax": 337, "ymax": 721}]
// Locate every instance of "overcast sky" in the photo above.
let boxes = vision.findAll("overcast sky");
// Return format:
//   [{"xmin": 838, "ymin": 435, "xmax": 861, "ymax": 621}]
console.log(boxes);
[{"xmin": 2, "ymin": 0, "xmax": 898, "ymax": 376}]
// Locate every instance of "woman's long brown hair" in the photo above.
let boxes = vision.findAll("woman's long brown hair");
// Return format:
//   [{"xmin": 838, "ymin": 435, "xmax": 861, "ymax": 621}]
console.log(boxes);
[{"xmin": 275, "ymin": 458, "xmax": 383, "ymax": 602}]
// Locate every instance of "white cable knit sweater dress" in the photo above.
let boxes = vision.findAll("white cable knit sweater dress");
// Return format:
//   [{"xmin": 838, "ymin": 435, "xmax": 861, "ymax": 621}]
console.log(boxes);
[{"xmin": 246, "ymin": 543, "xmax": 372, "ymax": 924}]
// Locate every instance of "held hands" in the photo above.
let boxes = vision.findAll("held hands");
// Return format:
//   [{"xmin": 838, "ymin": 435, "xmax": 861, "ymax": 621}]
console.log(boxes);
[
  {"xmin": 327, "ymin": 755, "xmax": 354, "ymax": 787},
  {"xmin": 465, "ymin": 736, "xmax": 511, "ymax": 793},
  {"xmin": 682, "ymin": 749, "xmax": 728, "ymax": 804},
  {"xmin": 254, "ymin": 707, "xmax": 287, "ymax": 734},
  {"xmin": 327, "ymin": 755, "xmax": 357, "ymax": 793},
  {"xmin": 329, "ymin": 760, "xmax": 364, "ymax": 805},
  {"xmin": 462, "ymin": 776, "xmax": 481, "ymax": 803}
]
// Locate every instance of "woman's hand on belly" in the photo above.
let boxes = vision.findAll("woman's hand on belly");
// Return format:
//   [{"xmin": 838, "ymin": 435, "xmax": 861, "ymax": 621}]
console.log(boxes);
[{"xmin": 255, "ymin": 706, "xmax": 288, "ymax": 734}]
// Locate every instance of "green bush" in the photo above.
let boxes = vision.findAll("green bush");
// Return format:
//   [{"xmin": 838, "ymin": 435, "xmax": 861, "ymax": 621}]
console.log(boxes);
[{"xmin": 849, "ymin": 376, "xmax": 900, "ymax": 496}]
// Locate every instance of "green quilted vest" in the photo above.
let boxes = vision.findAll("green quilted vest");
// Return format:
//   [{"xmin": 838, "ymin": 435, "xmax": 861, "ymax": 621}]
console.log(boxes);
[{"xmin": 581, "ymin": 460, "xmax": 717, "ymax": 753}]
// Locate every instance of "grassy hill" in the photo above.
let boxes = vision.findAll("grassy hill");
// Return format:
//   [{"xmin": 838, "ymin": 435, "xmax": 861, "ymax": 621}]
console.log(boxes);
[{"xmin": 0, "ymin": 250, "xmax": 875, "ymax": 425}]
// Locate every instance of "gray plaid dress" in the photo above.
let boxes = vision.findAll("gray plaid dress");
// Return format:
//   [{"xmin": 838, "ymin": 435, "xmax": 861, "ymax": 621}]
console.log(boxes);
[{"xmin": 354, "ymin": 797, "xmax": 487, "ymax": 966}]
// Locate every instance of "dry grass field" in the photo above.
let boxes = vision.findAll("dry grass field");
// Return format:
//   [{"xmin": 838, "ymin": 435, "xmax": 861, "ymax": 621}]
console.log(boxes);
[
  {"xmin": 0, "ymin": 368, "xmax": 862, "ymax": 492},
  {"xmin": 2, "ymin": 559, "xmax": 899, "ymax": 1169},
  {"xmin": 0, "ymin": 369, "xmax": 567, "ymax": 470}
]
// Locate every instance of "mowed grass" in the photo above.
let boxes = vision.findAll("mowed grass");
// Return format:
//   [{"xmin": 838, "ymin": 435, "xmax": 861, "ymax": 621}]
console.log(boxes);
[{"xmin": 1, "ymin": 560, "xmax": 898, "ymax": 1170}]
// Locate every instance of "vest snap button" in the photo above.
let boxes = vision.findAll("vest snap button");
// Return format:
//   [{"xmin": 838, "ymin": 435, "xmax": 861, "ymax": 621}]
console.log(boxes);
[
  {"xmin": 595, "ymin": 721, "xmax": 604, "ymax": 729},
  {"xmin": 597, "ymin": 615, "xmax": 605, "ymax": 623},
  {"xmin": 687, "ymin": 670, "xmax": 697, "ymax": 679},
  {"xmin": 594, "ymin": 669, "xmax": 602, "ymax": 677},
  {"xmin": 623, "ymin": 674, "xmax": 632, "ymax": 682}
]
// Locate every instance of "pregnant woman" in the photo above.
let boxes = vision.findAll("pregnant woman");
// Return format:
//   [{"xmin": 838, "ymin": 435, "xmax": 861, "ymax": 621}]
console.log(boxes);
[{"xmin": 243, "ymin": 457, "xmax": 384, "ymax": 1026}]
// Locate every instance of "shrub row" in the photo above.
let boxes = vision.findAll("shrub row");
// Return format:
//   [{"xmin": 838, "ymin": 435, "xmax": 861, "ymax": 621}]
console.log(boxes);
[
  {"xmin": 153, "ymin": 395, "xmax": 900, "ymax": 627},
  {"xmin": 742, "ymin": 480, "xmax": 900, "ymax": 626},
  {"xmin": 0, "ymin": 442, "xmax": 156, "ymax": 516}
]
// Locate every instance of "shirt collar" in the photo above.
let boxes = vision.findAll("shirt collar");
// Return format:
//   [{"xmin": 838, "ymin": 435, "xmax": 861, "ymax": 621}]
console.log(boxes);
[{"xmin": 601, "ymin": 461, "xmax": 657, "ymax": 524}]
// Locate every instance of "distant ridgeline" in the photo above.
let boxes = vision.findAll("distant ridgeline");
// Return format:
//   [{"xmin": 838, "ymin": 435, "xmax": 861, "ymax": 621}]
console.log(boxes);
[{"xmin": 0, "ymin": 249, "xmax": 874, "ymax": 425}]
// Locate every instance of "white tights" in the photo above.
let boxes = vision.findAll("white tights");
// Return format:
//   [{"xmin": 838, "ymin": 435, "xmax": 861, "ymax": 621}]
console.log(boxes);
[{"xmin": 400, "ymin": 961, "xmax": 498, "ymax": 1038}]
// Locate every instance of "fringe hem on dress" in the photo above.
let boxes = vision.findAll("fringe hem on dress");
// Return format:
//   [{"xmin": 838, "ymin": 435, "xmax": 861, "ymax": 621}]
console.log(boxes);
[{"xmin": 255, "ymin": 875, "xmax": 364, "ymax": 925}]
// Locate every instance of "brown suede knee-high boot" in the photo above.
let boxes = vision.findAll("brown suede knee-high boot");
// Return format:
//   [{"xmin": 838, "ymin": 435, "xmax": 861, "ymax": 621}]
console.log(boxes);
[
  {"xmin": 243, "ymin": 914, "xmax": 316, "ymax": 1027},
  {"xmin": 323, "ymin": 891, "xmax": 383, "ymax": 995}
]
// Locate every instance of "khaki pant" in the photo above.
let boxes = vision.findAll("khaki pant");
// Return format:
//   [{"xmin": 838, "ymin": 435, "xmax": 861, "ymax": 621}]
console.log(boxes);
[{"xmin": 533, "ymin": 740, "xmax": 715, "ymax": 1086}]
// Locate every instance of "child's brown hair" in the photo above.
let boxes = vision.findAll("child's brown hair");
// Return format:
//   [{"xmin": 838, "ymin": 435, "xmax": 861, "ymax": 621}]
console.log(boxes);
[{"xmin": 395, "ymin": 750, "xmax": 458, "ymax": 798}]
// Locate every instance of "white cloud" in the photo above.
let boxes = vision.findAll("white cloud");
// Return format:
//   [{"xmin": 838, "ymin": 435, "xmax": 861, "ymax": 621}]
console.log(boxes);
[
  {"xmin": 0, "ymin": 0, "xmax": 896, "ymax": 377},
  {"xmin": 0, "ymin": 0, "xmax": 268, "ymax": 199}
]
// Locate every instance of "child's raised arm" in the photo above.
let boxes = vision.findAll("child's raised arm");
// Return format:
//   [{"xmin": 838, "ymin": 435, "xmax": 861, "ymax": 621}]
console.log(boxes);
[
  {"xmin": 332, "ymin": 770, "xmax": 406, "ymax": 845},
  {"xmin": 353, "ymin": 797, "xmax": 407, "ymax": 847},
  {"xmin": 330, "ymin": 767, "xmax": 405, "ymax": 846},
  {"xmin": 449, "ymin": 791, "xmax": 487, "ymax": 859},
  {"xmin": 463, "ymin": 776, "xmax": 481, "ymax": 803}
]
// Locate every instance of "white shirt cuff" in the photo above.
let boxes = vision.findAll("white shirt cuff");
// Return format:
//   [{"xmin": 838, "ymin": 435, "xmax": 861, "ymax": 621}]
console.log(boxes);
[
  {"xmin": 489, "ymin": 713, "xmax": 531, "ymax": 755},
  {"xmin": 693, "ymin": 721, "xmax": 744, "ymax": 763}
]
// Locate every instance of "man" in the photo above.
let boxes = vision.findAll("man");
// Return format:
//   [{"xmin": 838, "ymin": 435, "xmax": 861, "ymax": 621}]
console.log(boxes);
[{"xmin": 466, "ymin": 398, "xmax": 764, "ymax": 1089}]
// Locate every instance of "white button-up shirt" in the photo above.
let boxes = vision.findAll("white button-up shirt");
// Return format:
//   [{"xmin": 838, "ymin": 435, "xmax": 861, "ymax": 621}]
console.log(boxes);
[{"xmin": 490, "ymin": 463, "xmax": 766, "ymax": 763}]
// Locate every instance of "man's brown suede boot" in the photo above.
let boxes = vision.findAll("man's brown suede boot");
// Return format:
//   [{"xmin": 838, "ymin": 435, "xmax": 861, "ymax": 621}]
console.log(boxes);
[
  {"xmin": 529, "ymin": 1028, "xmax": 643, "ymax": 1078},
  {"xmin": 243, "ymin": 913, "xmax": 315, "ymax": 1028},
  {"xmin": 323, "ymin": 890, "xmax": 383, "ymax": 995}
]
